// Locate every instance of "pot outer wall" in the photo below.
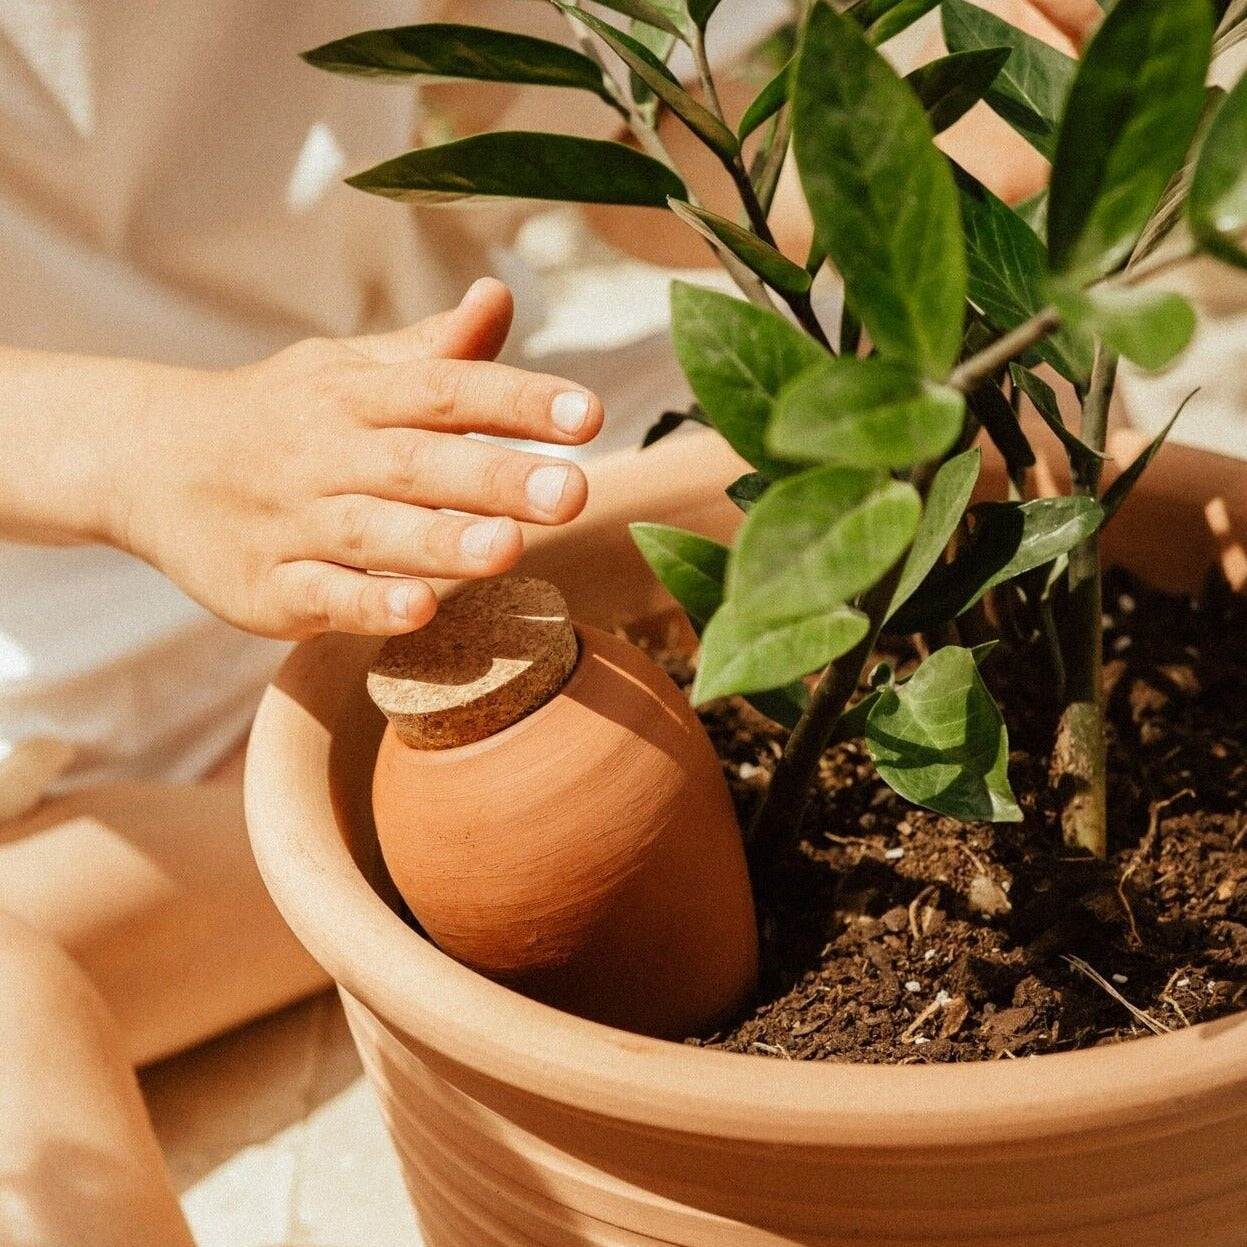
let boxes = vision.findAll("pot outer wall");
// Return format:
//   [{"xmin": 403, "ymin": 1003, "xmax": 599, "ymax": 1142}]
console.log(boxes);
[
  {"xmin": 370, "ymin": 623, "xmax": 758, "ymax": 1041},
  {"xmin": 245, "ymin": 427, "xmax": 1247, "ymax": 1247}
]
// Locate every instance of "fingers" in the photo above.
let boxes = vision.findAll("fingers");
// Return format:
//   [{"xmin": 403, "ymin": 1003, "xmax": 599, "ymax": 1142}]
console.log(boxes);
[
  {"xmin": 367, "ymin": 356, "xmax": 604, "ymax": 445},
  {"xmin": 360, "ymin": 431, "xmax": 589, "ymax": 525},
  {"xmin": 349, "ymin": 278, "xmax": 515, "ymax": 365},
  {"xmin": 312, "ymin": 496, "xmax": 524, "ymax": 578},
  {"xmin": 274, "ymin": 563, "xmax": 440, "ymax": 638}
]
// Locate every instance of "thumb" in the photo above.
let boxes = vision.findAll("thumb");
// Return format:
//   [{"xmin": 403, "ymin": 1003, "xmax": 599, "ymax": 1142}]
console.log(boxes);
[{"xmin": 349, "ymin": 278, "xmax": 515, "ymax": 365}]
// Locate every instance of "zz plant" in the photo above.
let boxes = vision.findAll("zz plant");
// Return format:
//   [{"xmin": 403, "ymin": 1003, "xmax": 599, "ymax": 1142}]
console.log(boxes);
[{"xmin": 307, "ymin": 0, "xmax": 1247, "ymax": 867}]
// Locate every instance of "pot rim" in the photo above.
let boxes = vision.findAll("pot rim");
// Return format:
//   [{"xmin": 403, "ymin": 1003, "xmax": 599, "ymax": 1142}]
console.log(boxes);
[{"xmin": 245, "ymin": 429, "xmax": 1247, "ymax": 1150}]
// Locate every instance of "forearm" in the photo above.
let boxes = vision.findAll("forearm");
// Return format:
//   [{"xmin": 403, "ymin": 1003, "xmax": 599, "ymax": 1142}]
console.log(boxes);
[{"xmin": 0, "ymin": 345, "xmax": 165, "ymax": 548}]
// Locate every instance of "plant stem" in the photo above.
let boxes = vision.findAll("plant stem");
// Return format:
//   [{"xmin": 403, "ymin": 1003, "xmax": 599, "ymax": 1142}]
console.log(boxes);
[
  {"xmin": 1053, "ymin": 342, "xmax": 1118, "ymax": 859},
  {"xmin": 947, "ymin": 307, "xmax": 1062, "ymax": 393},
  {"xmin": 747, "ymin": 565, "xmax": 903, "ymax": 865}
]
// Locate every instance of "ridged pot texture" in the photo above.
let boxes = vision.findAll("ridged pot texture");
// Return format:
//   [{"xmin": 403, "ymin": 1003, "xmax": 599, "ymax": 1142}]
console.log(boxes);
[
  {"xmin": 246, "ymin": 429, "xmax": 1247, "ymax": 1247},
  {"xmin": 370, "ymin": 623, "xmax": 758, "ymax": 1040}
]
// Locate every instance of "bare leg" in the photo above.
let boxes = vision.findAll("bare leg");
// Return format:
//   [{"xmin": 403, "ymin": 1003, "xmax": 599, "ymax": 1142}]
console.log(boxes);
[
  {"xmin": 0, "ymin": 910, "xmax": 196, "ymax": 1247},
  {"xmin": 0, "ymin": 763, "xmax": 330, "ymax": 1067}
]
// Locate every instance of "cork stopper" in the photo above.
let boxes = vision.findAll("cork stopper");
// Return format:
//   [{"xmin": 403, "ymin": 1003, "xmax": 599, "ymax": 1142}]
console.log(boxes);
[{"xmin": 367, "ymin": 577, "xmax": 579, "ymax": 749}]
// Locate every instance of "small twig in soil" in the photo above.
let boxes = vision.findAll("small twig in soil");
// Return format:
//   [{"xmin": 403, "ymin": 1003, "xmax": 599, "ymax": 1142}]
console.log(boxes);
[
  {"xmin": 901, "ymin": 995, "xmax": 946, "ymax": 1044},
  {"xmin": 908, "ymin": 885, "xmax": 939, "ymax": 941},
  {"xmin": 1062, "ymin": 955, "xmax": 1172, "ymax": 1036},
  {"xmin": 1116, "ymin": 861, "xmax": 1143, "ymax": 948},
  {"xmin": 1160, "ymin": 968, "xmax": 1193, "ymax": 1028}
]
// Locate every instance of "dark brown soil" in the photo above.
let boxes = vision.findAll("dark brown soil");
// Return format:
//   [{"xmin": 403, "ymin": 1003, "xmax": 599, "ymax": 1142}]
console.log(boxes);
[{"xmin": 676, "ymin": 566, "xmax": 1247, "ymax": 1063}]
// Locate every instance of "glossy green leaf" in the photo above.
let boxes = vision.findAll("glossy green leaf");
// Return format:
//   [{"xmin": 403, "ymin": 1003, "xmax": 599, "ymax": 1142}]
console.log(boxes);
[
  {"xmin": 953, "ymin": 165, "xmax": 1092, "ymax": 384},
  {"xmin": 866, "ymin": 646, "xmax": 1022, "ymax": 822},
  {"xmin": 767, "ymin": 357, "xmax": 964, "ymax": 469},
  {"xmin": 629, "ymin": 522, "xmax": 727, "ymax": 631},
  {"xmin": 627, "ymin": 19, "xmax": 678, "ymax": 127},
  {"xmin": 1015, "ymin": 190, "xmax": 1048, "ymax": 236},
  {"xmin": 668, "ymin": 199, "xmax": 811, "ymax": 296},
  {"xmin": 1009, "ymin": 364, "xmax": 1107, "ymax": 470},
  {"xmin": 1190, "ymin": 70, "xmax": 1247, "ymax": 268},
  {"xmin": 302, "ymin": 23, "xmax": 613, "ymax": 102},
  {"xmin": 347, "ymin": 132, "xmax": 686, "ymax": 206},
  {"xmin": 1050, "ymin": 283, "xmax": 1196, "ymax": 373},
  {"xmin": 886, "ymin": 447, "xmax": 982, "ymax": 620},
  {"xmin": 1047, "ymin": 0, "xmax": 1213, "ymax": 279},
  {"xmin": 942, "ymin": 0, "xmax": 1075, "ymax": 159},
  {"xmin": 793, "ymin": 3, "xmax": 966, "ymax": 378},
  {"xmin": 552, "ymin": 4, "xmax": 738, "ymax": 158},
  {"xmin": 904, "ymin": 47, "xmax": 1011, "ymax": 134},
  {"xmin": 1101, "ymin": 389, "xmax": 1199, "ymax": 523},
  {"xmin": 866, "ymin": 0, "xmax": 941, "ymax": 45},
  {"xmin": 589, "ymin": 0, "xmax": 689, "ymax": 38},
  {"xmin": 693, "ymin": 600, "xmax": 869, "ymax": 703},
  {"xmin": 726, "ymin": 472, "xmax": 768, "ymax": 512},
  {"xmin": 687, "ymin": 0, "xmax": 724, "ymax": 29},
  {"xmin": 887, "ymin": 495, "xmax": 1104, "ymax": 632},
  {"xmin": 738, "ymin": 59, "xmax": 792, "ymax": 140},
  {"xmin": 967, "ymin": 382, "xmax": 1034, "ymax": 481},
  {"xmin": 742, "ymin": 682, "xmax": 810, "ymax": 730},
  {"xmin": 728, "ymin": 468, "xmax": 922, "ymax": 624},
  {"xmin": 670, "ymin": 282, "xmax": 825, "ymax": 478}
]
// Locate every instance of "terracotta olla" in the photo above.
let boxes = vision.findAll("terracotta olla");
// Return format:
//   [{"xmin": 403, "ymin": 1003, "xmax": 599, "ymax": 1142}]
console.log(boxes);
[
  {"xmin": 246, "ymin": 428, "xmax": 1247, "ymax": 1247},
  {"xmin": 365, "ymin": 578, "xmax": 757, "ymax": 1040}
]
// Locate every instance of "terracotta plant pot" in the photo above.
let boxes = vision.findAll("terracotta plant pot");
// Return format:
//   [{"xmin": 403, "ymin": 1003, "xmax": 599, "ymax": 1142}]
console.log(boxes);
[
  {"xmin": 246, "ymin": 427, "xmax": 1247, "ymax": 1246},
  {"xmin": 369, "ymin": 617, "xmax": 757, "ymax": 1040}
]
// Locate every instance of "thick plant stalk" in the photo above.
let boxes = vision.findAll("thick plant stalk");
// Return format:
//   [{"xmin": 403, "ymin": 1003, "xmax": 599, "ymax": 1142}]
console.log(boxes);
[
  {"xmin": 747, "ymin": 566, "xmax": 902, "ymax": 864},
  {"xmin": 1054, "ymin": 343, "xmax": 1118, "ymax": 858}
]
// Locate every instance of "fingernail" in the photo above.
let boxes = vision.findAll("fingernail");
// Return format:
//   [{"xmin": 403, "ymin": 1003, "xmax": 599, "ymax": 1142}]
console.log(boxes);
[
  {"xmin": 527, "ymin": 464, "xmax": 570, "ymax": 514},
  {"xmin": 551, "ymin": 390, "xmax": 592, "ymax": 434},
  {"xmin": 458, "ymin": 277, "xmax": 491, "ymax": 310},
  {"xmin": 461, "ymin": 517, "xmax": 503, "ymax": 560},
  {"xmin": 386, "ymin": 583, "xmax": 415, "ymax": 621}
]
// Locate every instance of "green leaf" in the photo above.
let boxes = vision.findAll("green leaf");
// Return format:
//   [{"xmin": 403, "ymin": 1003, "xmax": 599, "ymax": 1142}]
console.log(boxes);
[
  {"xmin": 866, "ymin": 646, "xmax": 1022, "ymax": 822},
  {"xmin": 953, "ymin": 165, "xmax": 1092, "ymax": 384},
  {"xmin": 726, "ymin": 472, "xmax": 768, "ymax": 513},
  {"xmin": 767, "ymin": 357, "xmax": 965, "ymax": 470},
  {"xmin": 629, "ymin": 522, "xmax": 727, "ymax": 631},
  {"xmin": 589, "ymin": 0, "xmax": 690, "ymax": 38},
  {"xmin": 627, "ymin": 19, "xmax": 678, "ymax": 128},
  {"xmin": 887, "ymin": 495, "xmax": 1104, "ymax": 632},
  {"xmin": 1049, "ymin": 283, "xmax": 1196, "ymax": 373},
  {"xmin": 301, "ymin": 23, "xmax": 613, "ymax": 102},
  {"xmin": 1015, "ymin": 190, "xmax": 1048, "ymax": 237},
  {"xmin": 552, "ymin": 4, "xmax": 738, "ymax": 158},
  {"xmin": 742, "ymin": 682, "xmax": 810, "ymax": 730},
  {"xmin": 967, "ymin": 382, "xmax": 1035, "ymax": 481},
  {"xmin": 1101, "ymin": 389, "xmax": 1199, "ymax": 523},
  {"xmin": 693, "ymin": 600, "xmax": 868, "ymax": 702},
  {"xmin": 347, "ymin": 132, "xmax": 686, "ymax": 206},
  {"xmin": 793, "ymin": 3, "xmax": 966, "ymax": 378},
  {"xmin": 1189, "ymin": 70, "xmax": 1247, "ymax": 269},
  {"xmin": 1008, "ymin": 364, "xmax": 1107, "ymax": 470},
  {"xmin": 1047, "ymin": 0, "xmax": 1214, "ymax": 280},
  {"xmin": 941, "ymin": 0, "xmax": 1075, "ymax": 159},
  {"xmin": 886, "ymin": 447, "xmax": 982, "ymax": 620},
  {"xmin": 670, "ymin": 282, "xmax": 826, "ymax": 478},
  {"xmin": 687, "ymin": 0, "xmax": 724, "ymax": 29},
  {"xmin": 729, "ymin": 468, "xmax": 922, "ymax": 624},
  {"xmin": 667, "ymin": 199, "xmax": 812, "ymax": 296},
  {"xmin": 866, "ymin": 0, "xmax": 941, "ymax": 45},
  {"xmin": 738, "ymin": 59, "xmax": 792, "ymax": 140},
  {"xmin": 641, "ymin": 403, "xmax": 708, "ymax": 448},
  {"xmin": 904, "ymin": 47, "xmax": 1012, "ymax": 135}
]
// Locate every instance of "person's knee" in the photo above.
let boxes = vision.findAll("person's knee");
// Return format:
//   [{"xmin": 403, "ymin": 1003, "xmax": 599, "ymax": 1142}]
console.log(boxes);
[{"xmin": 0, "ymin": 909, "xmax": 104, "ymax": 1039}]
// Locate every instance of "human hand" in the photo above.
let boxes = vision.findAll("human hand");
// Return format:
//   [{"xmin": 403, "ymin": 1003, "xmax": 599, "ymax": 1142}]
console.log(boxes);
[{"xmin": 109, "ymin": 279, "xmax": 604, "ymax": 639}]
